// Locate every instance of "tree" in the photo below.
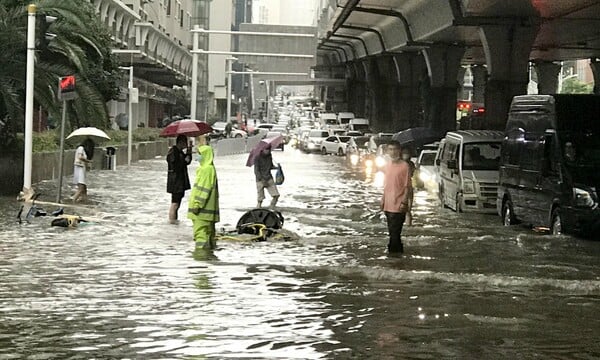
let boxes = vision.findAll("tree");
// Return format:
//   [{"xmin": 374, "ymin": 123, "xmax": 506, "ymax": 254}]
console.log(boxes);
[
  {"xmin": 0, "ymin": 0, "xmax": 122, "ymax": 151},
  {"xmin": 560, "ymin": 77, "xmax": 593, "ymax": 94}
]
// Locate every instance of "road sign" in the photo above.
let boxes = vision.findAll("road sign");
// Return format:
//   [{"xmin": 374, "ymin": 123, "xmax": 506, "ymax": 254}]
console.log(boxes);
[{"xmin": 58, "ymin": 75, "xmax": 78, "ymax": 101}]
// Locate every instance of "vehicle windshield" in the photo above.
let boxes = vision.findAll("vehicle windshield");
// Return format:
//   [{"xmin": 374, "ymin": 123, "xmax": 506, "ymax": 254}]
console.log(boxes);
[
  {"xmin": 462, "ymin": 142, "xmax": 501, "ymax": 170},
  {"xmin": 353, "ymin": 124, "xmax": 369, "ymax": 131},
  {"xmin": 325, "ymin": 119, "xmax": 338, "ymax": 125},
  {"xmin": 560, "ymin": 131, "xmax": 600, "ymax": 185},
  {"xmin": 419, "ymin": 152, "xmax": 436, "ymax": 166},
  {"xmin": 339, "ymin": 136, "xmax": 351, "ymax": 143}
]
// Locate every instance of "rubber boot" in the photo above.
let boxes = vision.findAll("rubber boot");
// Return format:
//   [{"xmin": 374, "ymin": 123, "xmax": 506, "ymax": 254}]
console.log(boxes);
[{"xmin": 269, "ymin": 196, "xmax": 279, "ymax": 210}]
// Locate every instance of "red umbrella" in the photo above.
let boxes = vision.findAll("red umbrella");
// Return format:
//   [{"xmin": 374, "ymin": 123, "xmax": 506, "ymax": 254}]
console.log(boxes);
[
  {"xmin": 159, "ymin": 120, "xmax": 213, "ymax": 137},
  {"xmin": 246, "ymin": 134, "xmax": 284, "ymax": 167}
]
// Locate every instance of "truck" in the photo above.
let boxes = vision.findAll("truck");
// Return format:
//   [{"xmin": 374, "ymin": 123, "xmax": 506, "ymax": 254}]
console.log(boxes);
[
  {"xmin": 319, "ymin": 113, "xmax": 341, "ymax": 130},
  {"xmin": 337, "ymin": 112, "xmax": 355, "ymax": 128},
  {"xmin": 348, "ymin": 118, "xmax": 370, "ymax": 134}
]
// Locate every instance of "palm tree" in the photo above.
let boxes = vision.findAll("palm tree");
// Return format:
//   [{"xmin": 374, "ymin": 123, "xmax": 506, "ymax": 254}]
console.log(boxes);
[{"xmin": 0, "ymin": 0, "xmax": 121, "ymax": 151}]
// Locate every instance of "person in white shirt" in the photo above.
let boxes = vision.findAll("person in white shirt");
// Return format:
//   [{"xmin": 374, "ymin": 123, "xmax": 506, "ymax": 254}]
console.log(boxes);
[{"xmin": 71, "ymin": 138, "xmax": 94, "ymax": 202}]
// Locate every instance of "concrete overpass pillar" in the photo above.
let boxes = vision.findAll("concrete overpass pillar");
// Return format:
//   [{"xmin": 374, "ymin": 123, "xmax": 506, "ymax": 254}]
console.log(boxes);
[
  {"xmin": 374, "ymin": 56, "xmax": 400, "ymax": 132},
  {"xmin": 589, "ymin": 58, "xmax": 600, "ymax": 95},
  {"xmin": 393, "ymin": 53, "xmax": 426, "ymax": 129},
  {"xmin": 422, "ymin": 45, "xmax": 465, "ymax": 134},
  {"xmin": 364, "ymin": 59, "xmax": 379, "ymax": 128},
  {"xmin": 480, "ymin": 23, "xmax": 539, "ymax": 129},
  {"xmin": 345, "ymin": 62, "xmax": 366, "ymax": 114},
  {"xmin": 471, "ymin": 64, "xmax": 487, "ymax": 104},
  {"xmin": 534, "ymin": 61, "xmax": 560, "ymax": 94}
]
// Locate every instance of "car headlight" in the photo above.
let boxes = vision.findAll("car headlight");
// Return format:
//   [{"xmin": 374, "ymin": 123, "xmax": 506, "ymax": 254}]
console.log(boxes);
[
  {"xmin": 375, "ymin": 156, "xmax": 387, "ymax": 168},
  {"xmin": 463, "ymin": 179, "xmax": 475, "ymax": 194},
  {"xmin": 350, "ymin": 154, "xmax": 359, "ymax": 165},
  {"xmin": 365, "ymin": 159, "xmax": 373, "ymax": 168},
  {"xmin": 574, "ymin": 187, "xmax": 595, "ymax": 207}
]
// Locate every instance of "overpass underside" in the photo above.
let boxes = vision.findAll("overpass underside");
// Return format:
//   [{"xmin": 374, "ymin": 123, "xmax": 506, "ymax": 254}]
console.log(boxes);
[{"xmin": 316, "ymin": 0, "xmax": 600, "ymax": 134}]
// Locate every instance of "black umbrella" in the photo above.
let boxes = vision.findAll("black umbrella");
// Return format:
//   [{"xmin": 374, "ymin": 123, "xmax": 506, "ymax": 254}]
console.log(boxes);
[{"xmin": 392, "ymin": 127, "xmax": 442, "ymax": 149}]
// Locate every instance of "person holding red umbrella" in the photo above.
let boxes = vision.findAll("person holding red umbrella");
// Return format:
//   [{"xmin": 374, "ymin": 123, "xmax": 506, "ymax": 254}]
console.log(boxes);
[{"xmin": 166, "ymin": 135, "xmax": 192, "ymax": 224}]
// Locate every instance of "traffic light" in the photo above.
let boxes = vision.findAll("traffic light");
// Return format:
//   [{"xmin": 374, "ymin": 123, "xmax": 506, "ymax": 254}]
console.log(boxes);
[
  {"xmin": 35, "ymin": 13, "xmax": 57, "ymax": 52},
  {"xmin": 58, "ymin": 75, "xmax": 77, "ymax": 101},
  {"xmin": 457, "ymin": 100, "xmax": 471, "ymax": 112}
]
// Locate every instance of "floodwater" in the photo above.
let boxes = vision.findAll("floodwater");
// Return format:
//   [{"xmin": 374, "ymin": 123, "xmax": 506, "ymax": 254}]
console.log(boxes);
[{"xmin": 1, "ymin": 147, "xmax": 600, "ymax": 359}]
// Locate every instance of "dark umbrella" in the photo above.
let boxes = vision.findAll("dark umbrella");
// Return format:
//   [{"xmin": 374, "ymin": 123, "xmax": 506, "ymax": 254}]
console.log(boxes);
[
  {"xmin": 246, "ymin": 135, "xmax": 284, "ymax": 167},
  {"xmin": 159, "ymin": 119, "xmax": 213, "ymax": 137},
  {"xmin": 392, "ymin": 127, "xmax": 442, "ymax": 148}
]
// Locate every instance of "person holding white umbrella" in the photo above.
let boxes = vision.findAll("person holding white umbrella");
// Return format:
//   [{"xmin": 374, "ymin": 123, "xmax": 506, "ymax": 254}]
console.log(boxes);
[{"xmin": 71, "ymin": 138, "xmax": 94, "ymax": 202}]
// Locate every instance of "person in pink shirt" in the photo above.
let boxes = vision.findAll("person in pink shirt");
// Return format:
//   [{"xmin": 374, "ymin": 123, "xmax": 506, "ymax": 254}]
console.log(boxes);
[{"xmin": 380, "ymin": 141, "xmax": 412, "ymax": 254}]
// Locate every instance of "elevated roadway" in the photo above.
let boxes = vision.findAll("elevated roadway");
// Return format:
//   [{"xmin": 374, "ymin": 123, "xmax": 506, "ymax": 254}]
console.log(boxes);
[{"xmin": 314, "ymin": 0, "xmax": 600, "ymax": 132}]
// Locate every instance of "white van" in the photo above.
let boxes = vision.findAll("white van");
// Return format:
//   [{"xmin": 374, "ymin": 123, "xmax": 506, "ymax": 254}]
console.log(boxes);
[
  {"xmin": 319, "ymin": 113, "xmax": 341, "ymax": 130},
  {"xmin": 337, "ymin": 112, "xmax": 355, "ymax": 128},
  {"xmin": 437, "ymin": 130, "xmax": 503, "ymax": 213},
  {"xmin": 348, "ymin": 118, "xmax": 370, "ymax": 133}
]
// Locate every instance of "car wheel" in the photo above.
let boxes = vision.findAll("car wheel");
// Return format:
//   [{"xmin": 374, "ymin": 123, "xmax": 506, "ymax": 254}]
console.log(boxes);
[
  {"xmin": 550, "ymin": 208, "xmax": 562, "ymax": 235},
  {"xmin": 235, "ymin": 134, "xmax": 242, "ymax": 138},
  {"xmin": 321, "ymin": 147, "xmax": 327, "ymax": 155},
  {"xmin": 337, "ymin": 148, "xmax": 344, "ymax": 156},
  {"xmin": 455, "ymin": 193, "xmax": 462, "ymax": 213},
  {"xmin": 502, "ymin": 200, "xmax": 515, "ymax": 226}
]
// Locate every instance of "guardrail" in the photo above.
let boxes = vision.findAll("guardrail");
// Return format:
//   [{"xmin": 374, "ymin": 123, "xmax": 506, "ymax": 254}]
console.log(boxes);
[{"xmin": 212, "ymin": 134, "xmax": 263, "ymax": 156}]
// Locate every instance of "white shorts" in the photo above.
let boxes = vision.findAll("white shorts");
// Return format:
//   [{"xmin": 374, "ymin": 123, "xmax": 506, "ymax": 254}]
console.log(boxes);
[{"xmin": 73, "ymin": 166, "xmax": 86, "ymax": 185}]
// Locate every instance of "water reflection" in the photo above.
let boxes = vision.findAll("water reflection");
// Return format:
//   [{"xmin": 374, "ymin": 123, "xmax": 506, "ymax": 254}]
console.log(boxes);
[{"xmin": 1, "ymin": 151, "xmax": 600, "ymax": 358}]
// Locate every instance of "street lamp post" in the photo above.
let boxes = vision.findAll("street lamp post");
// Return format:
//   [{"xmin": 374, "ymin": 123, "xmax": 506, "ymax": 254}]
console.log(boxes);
[
  {"xmin": 22, "ymin": 4, "xmax": 37, "ymax": 199},
  {"xmin": 119, "ymin": 66, "xmax": 134, "ymax": 166},
  {"xmin": 190, "ymin": 25, "xmax": 199, "ymax": 119},
  {"xmin": 226, "ymin": 57, "xmax": 237, "ymax": 123}
]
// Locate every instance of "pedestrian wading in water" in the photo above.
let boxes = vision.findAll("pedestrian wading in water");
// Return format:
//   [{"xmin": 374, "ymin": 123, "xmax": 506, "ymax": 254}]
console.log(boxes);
[
  {"xmin": 381, "ymin": 141, "xmax": 412, "ymax": 254},
  {"xmin": 188, "ymin": 144, "xmax": 220, "ymax": 249},
  {"xmin": 166, "ymin": 134, "xmax": 192, "ymax": 224}
]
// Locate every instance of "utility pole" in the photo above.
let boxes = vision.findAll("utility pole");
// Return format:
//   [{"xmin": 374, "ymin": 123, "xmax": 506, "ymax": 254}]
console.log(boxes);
[
  {"xmin": 22, "ymin": 4, "xmax": 36, "ymax": 199},
  {"xmin": 190, "ymin": 25, "xmax": 199, "ymax": 119},
  {"xmin": 119, "ymin": 66, "xmax": 135, "ymax": 166},
  {"xmin": 226, "ymin": 57, "xmax": 237, "ymax": 122}
]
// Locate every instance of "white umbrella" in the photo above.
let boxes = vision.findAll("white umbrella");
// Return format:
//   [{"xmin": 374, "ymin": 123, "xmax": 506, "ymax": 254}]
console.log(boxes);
[{"xmin": 66, "ymin": 127, "xmax": 111, "ymax": 140}]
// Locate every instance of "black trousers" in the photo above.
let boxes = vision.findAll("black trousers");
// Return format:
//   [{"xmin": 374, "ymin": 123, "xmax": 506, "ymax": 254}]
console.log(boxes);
[{"xmin": 385, "ymin": 211, "xmax": 406, "ymax": 253}]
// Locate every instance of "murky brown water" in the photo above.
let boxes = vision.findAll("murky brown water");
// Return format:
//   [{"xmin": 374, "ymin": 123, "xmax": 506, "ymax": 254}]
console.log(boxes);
[{"xmin": 1, "ymin": 148, "xmax": 600, "ymax": 358}]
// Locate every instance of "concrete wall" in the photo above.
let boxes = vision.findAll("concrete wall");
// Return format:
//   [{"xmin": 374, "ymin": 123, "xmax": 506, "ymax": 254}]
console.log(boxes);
[{"xmin": 0, "ymin": 140, "xmax": 172, "ymax": 196}]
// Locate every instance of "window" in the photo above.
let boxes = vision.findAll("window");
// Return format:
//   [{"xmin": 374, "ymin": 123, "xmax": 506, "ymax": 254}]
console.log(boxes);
[{"xmin": 166, "ymin": 0, "xmax": 171, "ymax": 16}]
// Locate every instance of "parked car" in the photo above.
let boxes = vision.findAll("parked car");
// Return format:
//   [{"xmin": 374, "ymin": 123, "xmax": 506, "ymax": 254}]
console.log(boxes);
[
  {"xmin": 346, "ymin": 135, "xmax": 371, "ymax": 167},
  {"xmin": 210, "ymin": 121, "xmax": 247, "ymax": 139},
  {"xmin": 321, "ymin": 135, "xmax": 352, "ymax": 155},
  {"xmin": 415, "ymin": 148, "xmax": 439, "ymax": 191},
  {"xmin": 303, "ymin": 130, "xmax": 330, "ymax": 153},
  {"xmin": 498, "ymin": 94, "xmax": 600, "ymax": 236},
  {"xmin": 437, "ymin": 130, "xmax": 503, "ymax": 212}
]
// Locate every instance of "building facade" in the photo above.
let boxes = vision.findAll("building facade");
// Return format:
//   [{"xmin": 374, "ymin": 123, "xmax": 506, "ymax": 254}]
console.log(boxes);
[{"xmin": 92, "ymin": 0, "xmax": 211, "ymax": 127}]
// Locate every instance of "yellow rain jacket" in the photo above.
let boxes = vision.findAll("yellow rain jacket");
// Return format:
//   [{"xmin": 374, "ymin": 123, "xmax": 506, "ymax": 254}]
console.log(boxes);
[{"xmin": 187, "ymin": 145, "xmax": 220, "ymax": 223}]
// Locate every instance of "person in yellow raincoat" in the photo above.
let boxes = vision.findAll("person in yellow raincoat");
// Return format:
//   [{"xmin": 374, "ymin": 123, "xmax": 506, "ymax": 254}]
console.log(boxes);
[{"xmin": 187, "ymin": 144, "xmax": 220, "ymax": 249}]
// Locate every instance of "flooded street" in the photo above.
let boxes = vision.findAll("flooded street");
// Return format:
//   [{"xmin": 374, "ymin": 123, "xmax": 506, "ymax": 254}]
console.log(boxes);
[{"xmin": 1, "ymin": 148, "xmax": 600, "ymax": 359}]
